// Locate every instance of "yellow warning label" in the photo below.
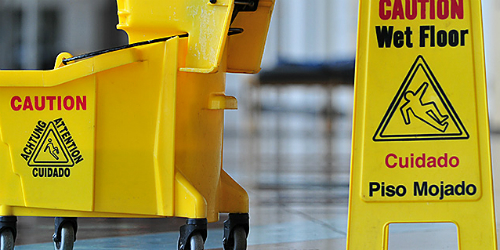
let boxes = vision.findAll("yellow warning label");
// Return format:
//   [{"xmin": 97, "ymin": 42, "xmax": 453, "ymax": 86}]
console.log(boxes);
[
  {"xmin": 374, "ymin": 55, "xmax": 469, "ymax": 141},
  {"xmin": 359, "ymin": 53, "xmax": 481, "ymax": 204},
  {"xmin": 22, "ymin": 118, "xmax": 84, "ymax": 170},
  {"xmin": 28, "ymin": 122, "xmax": 74, "ymax": 167},
  {"xmin": 0, "ymin": 74, "xmax": 95, "ymax": 211},
  {"xmin": 354, "ymin": 0, "xmax": 483, "ymax": 203}
]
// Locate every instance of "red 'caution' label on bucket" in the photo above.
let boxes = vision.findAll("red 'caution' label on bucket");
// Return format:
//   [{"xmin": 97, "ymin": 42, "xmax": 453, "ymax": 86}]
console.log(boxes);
[{"xmin": 10, "ymin": 96, "xmax": 87, "ymax": 111}]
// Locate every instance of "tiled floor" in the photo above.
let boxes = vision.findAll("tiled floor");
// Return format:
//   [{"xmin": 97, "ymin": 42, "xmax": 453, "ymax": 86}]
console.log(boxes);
[{"xmin": 10, "ymin": 84, "xmax": 500, "ymax": 249}]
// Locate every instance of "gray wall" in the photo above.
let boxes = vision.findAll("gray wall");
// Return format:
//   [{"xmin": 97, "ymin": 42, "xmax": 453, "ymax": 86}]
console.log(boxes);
[{"xmin": 0, "ymin": 0, "xmax": 126, "ymax": 70}]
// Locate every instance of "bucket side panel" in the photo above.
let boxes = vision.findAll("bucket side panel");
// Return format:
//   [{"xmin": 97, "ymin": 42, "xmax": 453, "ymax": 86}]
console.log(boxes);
[
  {"xmin": 93, "ymin": 44, "xmax": 168, "ymax": 215},
  {"xmin": 175, "ymin": 67, "xmax": 226, "ymax": 222},
  {"xmin": 0, "ymin": 76, "xmax": 96, "ymax": 212}
]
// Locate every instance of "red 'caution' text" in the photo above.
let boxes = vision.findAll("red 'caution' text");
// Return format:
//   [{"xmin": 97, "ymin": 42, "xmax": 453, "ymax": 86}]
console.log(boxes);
[
  {"xmin": 379, "ymin": 0, "xmax": 464, "ymax": 20},
  {"xmin": 11, "ymin": 96, "xmax": 87, "ymax": 111}
]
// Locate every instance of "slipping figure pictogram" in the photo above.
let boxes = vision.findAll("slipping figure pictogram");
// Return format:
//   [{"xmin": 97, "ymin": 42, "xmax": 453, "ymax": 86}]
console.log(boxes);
[
  {"xmin": 400, "ymin": 82, "xmax": 449, "ymax": 132},
  {"xmin": 44, "ymin": 138, "xmax": 60, "ymax": 160}
]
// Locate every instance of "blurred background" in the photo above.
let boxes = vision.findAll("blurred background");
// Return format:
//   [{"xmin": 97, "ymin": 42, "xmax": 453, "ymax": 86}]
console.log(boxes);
[{"xmin": 1, "ymin": 0, "xmax": 499, "ymax": 249}]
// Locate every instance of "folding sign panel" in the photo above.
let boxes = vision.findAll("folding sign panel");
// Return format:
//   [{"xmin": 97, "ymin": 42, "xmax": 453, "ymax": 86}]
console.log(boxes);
[{"xmin": 347, "ymin": 1, "xmax": 497, "ymax": 249}]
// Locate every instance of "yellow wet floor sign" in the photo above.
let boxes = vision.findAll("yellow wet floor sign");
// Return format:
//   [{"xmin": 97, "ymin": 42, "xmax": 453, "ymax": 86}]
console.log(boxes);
[{"xmin": 347, "ymin": 0, "xmax": 497, "ymax": 249}]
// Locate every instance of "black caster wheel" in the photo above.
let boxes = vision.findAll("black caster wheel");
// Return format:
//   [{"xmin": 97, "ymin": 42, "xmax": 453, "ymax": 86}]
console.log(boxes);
[
  {"xmin": 231, "ymin": 227, "xmax": 247, "ymax": 250},
  {"xmin": 53, "ymin": 217, "xmax": 77, "ymax": 250},
  {"xmin": 54, "ymin": 224, "xmax": 75, "ymax": 250},
  {"xmin": 0, "ymin": 229, "xmax": 14, "ymax": 250},
  {"xmin": 178, "ymin": 218, "xmax": 207, "ymax": 250},
  {"xmin": 223, "ymin": 213, "xmax": 249, "ymax": 250},
  {"xmin": 189, "ymin": 233, "xmax": 205, "ymax": 250},
  {"xmin": 0, "ymin": 216, "xmax": 16, "ymax": 250}
]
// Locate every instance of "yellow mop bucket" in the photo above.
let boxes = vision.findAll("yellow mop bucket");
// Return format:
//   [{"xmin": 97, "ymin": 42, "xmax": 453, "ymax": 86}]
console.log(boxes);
[{"xmin": 0, "ymin": 0, "xmax": 274, "ymax": 249}]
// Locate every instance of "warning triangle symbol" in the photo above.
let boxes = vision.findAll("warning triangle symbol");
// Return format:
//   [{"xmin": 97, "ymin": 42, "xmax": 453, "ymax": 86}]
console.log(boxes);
[
  {"xmin": 373, "ymin": 55, "xmax": 469, "ymax": 141},
  {"xmin": 28, "ymin": 122, "xmax": 75, "ymax": 167}
]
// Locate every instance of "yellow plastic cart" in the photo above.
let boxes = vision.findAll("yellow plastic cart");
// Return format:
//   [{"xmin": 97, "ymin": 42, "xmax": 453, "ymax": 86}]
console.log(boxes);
[{"xmin": 0, "ymin": 0, "xmax": 274, "ymax": 249}]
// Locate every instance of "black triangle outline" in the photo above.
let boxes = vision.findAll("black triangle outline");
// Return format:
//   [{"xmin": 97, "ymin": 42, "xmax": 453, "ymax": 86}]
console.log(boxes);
[
  {"xmin": 373, "ymin": 55, "xmax": 469, "ymax": 142},
  {"xmin": 28, "ymin": 122, "xmax": 75, "ymax": 167}
]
